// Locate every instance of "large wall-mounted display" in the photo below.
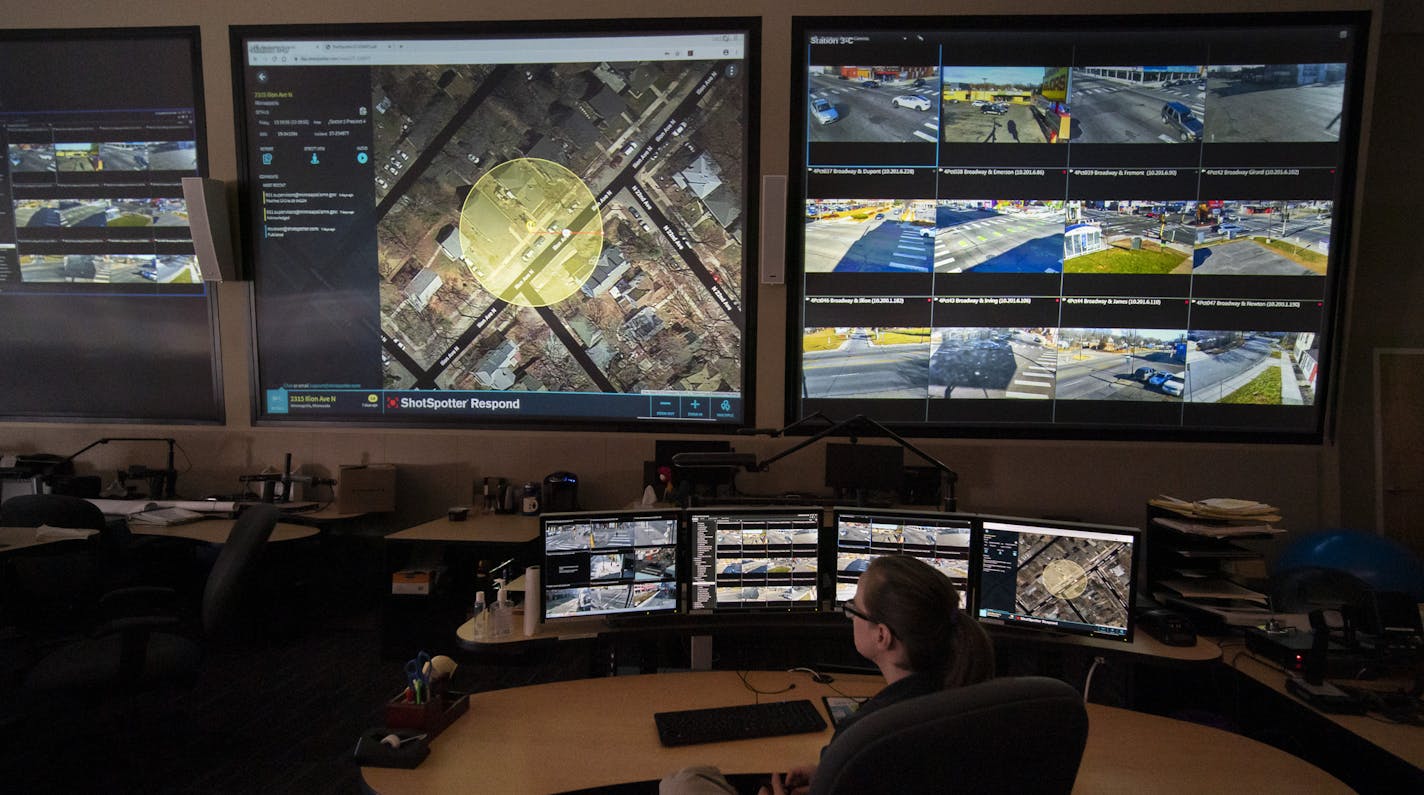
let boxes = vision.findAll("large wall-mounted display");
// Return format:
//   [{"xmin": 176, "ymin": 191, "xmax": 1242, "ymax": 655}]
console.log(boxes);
[
  {"xmin": 0, "ymin": 27, "xmax": 220, "ymax": 422},
  {"xmin": 234, "ymin": 19, "xmax": 757, "ymax": 430},
  {"xmin": 789, "ymin": 14, "xmax": 1367, "ymax": 441}
]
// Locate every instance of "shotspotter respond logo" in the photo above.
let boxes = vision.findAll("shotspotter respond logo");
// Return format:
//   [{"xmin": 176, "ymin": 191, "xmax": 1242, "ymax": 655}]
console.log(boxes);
[{"xmin": 390, "ymin": 396, "xmax": 521, "ymax": 412}]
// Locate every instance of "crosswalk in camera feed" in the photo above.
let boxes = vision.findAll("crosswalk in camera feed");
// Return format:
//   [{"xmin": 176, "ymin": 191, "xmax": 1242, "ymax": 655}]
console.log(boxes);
[
  {"xmin": 542, "ymin": 512, "xmax": 680, "ymax": 620},
  {"xmin": 792, "ymin": 15, "xmax": 1363, "ymax": 440}
]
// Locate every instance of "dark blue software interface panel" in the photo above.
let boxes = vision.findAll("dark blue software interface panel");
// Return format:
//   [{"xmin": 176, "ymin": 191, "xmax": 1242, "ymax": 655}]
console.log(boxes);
[
  {"xmin": 688, "ymin": 509, "xmax": 822, "ymax": 612},
  {"xmin": 976, "ymin": 518, "xmax": 1137, "ymax": 640},
  {"xmin": 542, "ymin": 512, "xmax": 681, "ymax": 621},
  {"xmin": 237, "ymin": 25, "xmax": 754, "ymax": 428},
  {"xmin": 833, "ymin": 510, "xmax": 972, "ymax": 608}
]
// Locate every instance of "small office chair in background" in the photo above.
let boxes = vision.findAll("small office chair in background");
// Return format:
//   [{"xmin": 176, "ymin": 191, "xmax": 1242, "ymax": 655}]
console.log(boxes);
[
  {"xmin": 0, "ymin": 494, "xmax": 114, "ymax": 637},
  {"xmin": 810, "ymin": 676, "xmax": 1089, "ymax": 795},
  {"xmin": 23, "ymin": 504, "xmax": 279, "ymax": 694}
]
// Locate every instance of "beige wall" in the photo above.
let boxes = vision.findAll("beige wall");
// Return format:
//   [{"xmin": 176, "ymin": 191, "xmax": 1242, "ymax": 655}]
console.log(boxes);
[{"xmin": 2, "ymin": 0, "xmax": 1411, "ymax": 549}]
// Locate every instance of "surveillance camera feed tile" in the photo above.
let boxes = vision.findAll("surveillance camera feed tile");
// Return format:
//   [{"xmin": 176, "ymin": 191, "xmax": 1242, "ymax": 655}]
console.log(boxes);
[
  {"xmin": 792, "ymin": 15, "xmax": 1363, "ymax": 439},
  {"xmin": 0, "ymin": 29, "xmax": 220, "ymax": 422},
  {"xmin": 236, "ymin": 21, "xmax": 754, "ymax": 427},
  {"xmin": 833, "ymin": 509, "xmax": 972, "ymax": 609},
  {"xmin": 976, "ymin": 518, "xmax": 1138, "ymax": 641},
  {"xmin": 687, "ymin": 509, "xmax": 821, "ymax": 612},
  {"xmin": 542, "ymin": 511, "xmax": 681, "ymax": 620}
]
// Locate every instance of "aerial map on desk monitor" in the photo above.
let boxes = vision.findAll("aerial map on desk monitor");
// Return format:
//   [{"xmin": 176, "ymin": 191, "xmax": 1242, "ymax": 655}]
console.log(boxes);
[
  {"xmin": 976, "ymin": 516, "xmax": 1139, "ymax": 640},
  {"xmin": 234, "ymin": 20, "xmax": 756, "ymax": 429}
]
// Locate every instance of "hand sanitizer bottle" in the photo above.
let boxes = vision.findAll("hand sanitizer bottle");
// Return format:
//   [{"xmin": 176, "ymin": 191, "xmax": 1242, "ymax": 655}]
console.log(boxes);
[{"xmin": 471, "ymin": 591, "xmax": 489, "ymax": 640}]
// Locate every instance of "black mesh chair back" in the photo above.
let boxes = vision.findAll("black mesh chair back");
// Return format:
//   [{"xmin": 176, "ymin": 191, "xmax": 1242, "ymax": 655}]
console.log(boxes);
[
  {"xmin": 811, "ymin": 676, "xmax": 1089, "ymax": 795},
  {"xmin": 1, "ymin": 493, "xmax": 106, "ymax": 530},
  {"xmin": 201, "ymin": 504, "xmax": 278, "ymax": 640}
]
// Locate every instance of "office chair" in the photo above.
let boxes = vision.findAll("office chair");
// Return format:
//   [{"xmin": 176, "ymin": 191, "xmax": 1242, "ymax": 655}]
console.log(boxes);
[
  {"xmin": 0, "ymin": 494, "xmax": 113, "ymax": 636},
  {"xmin": 22, "ymin": 504, "xmax": 279, "ymax": 693},
  {"xmin": 810, "ymin": 676, "xmax": 1089, "ymax": 795}
]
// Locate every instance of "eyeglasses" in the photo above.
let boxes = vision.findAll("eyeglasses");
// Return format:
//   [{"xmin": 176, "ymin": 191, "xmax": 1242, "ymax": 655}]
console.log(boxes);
[{"xmin": 844, "ymin": 598, "xmax": 898, "ymax": 637}]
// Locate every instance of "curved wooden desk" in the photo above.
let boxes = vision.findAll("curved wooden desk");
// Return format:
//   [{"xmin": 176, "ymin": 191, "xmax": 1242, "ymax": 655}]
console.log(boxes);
[
  {"xmin": 360, "ymin": 671, "xmax": 1348, "ymax": 794},
  {"xmin": 128, "ymin": 518, "xmax": 319, "ymax": 544}
]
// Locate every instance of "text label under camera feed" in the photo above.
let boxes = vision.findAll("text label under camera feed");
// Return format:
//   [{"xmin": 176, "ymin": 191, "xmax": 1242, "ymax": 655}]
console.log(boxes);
[{"xmin": 792, "ymin": 16, "xmax": 1363, "ymax": 440}]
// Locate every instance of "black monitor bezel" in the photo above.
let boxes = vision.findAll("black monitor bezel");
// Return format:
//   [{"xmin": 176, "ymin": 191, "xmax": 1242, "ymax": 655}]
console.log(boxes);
[
  {"xmin": 229, "ymin": 17, "xmax": 761, "ymax": 433},
  {"xmin": 0, "ymin": 25, "xmax": 222, "ymax": 425},
  {"xmin": 830, "ymin": 506, "xmax": 979, "ymax": 611},
  {"xmin": 785, "ymin": 12, "xmax": 1371, "ymax": 444},
  {"xmin": 539, "ymin": 508, "xmax": 684, "ymax": 623},
  {"xmin": 684, "ymin": 504, "xmax": 826, "ymax": 614},
  {"xmin": 973, "ymin": 513, "xmax": 1141, "ymax": 642}
]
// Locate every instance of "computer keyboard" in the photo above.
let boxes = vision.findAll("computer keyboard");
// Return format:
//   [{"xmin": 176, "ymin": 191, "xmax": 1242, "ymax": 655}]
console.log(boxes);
[{"xmin": 654, "ymin": 699, "xmax": 827, "ymax": 747}]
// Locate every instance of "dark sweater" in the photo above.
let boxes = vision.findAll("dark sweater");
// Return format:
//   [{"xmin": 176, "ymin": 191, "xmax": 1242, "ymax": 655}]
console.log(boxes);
[{"xmin": 828, "ymin": 671, "xmax": 944, "ymax": 746}]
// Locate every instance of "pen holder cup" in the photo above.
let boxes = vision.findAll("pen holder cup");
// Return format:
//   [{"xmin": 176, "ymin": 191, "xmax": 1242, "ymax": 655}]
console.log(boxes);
[{"xmin": 385, "ymin": 683, "xmax": 468, "ymax": 736}]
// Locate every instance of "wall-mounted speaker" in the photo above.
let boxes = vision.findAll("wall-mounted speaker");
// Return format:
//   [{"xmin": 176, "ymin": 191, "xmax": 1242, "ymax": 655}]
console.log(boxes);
[
  {"xmin": 759, "ymin": 174, "xmax": 787, "ymax": 284},
  {"xmin": 181, "ymin": 177, "xmax": 236, "ymax": 282}
]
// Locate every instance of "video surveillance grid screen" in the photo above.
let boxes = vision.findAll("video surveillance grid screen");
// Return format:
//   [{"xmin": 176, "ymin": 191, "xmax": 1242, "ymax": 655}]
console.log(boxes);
[
  {"xmin": 790, "ymin": 14, "xmax": 1365, "ymax": 441},
  {"xmin": 0, "ymin": 27, "xmax": 220, "ymax": 422},
  {"xmin": 541, "ymin": 510, "xmax": 681, "ymax": 621},
  {"xmin": 833, "ymin": 509, "xmax": 973, "ymax": 609},
  {"xmin": 976, "ymin": 517, "xmax": 1138, "ymax": 641},
  {"xmin": 687, "ymin": 508, "xmax": 823, "ymax": 612},
  {"xmin": 234, "ymin": 20, "xmax": 756, "ymax": 429}
]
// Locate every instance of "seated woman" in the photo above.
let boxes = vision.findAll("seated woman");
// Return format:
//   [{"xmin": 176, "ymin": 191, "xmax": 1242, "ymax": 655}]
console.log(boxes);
[{"xmin": 662, "ymin": 555, "xmax": 994, "ymax": 795}]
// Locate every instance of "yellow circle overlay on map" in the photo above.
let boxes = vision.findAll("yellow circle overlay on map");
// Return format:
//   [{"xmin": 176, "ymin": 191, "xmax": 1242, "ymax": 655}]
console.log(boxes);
[
  {"xmin": 1041, "ymin": 559, "xmax": 1088, "ymax": 600},
  {"xmin": 458, "ymin": 158, "xmax": 604, "ymax": 307}
]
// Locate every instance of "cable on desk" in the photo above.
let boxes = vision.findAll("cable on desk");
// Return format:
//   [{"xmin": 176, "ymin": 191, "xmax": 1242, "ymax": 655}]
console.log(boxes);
[
  {"xmin": 737, "ymin": 670, "xmax": 796, "ymax": 702},
  {"xmin": 1082, "ymin": 656, "xmax": 1107, "ymax": 703},
  {"xmin": 786, "ymin": 667, "xmax": 869, "ymax": 703}
]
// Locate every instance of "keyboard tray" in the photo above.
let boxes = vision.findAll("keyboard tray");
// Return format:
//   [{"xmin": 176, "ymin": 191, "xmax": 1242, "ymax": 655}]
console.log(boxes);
[{"xmin": 654, "ymin": 699, "xmax": 827, "ymax": 747}]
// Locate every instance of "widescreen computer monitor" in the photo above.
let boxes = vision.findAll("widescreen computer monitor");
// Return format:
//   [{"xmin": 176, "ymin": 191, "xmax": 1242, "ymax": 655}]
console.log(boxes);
[
  {"xmin": 686, "ymin": 507, "xmax": 822, "ymax": 612},
  {"xmin": 541, "ymin": 510, "xmax": 681, "ymax": 621},
  {"xmin": 232, "ymin": 19, "xmax": 758, "ymax": 431},
  {"xmin": 0, "ymin": 27, "xmax": 221, "ymax": 422},
  {"xmin": 975, "ymin": 515, "xmax": 1139, "ymax": 641},
  {"xmin": 833, "ymin": 508, "xmax": 974, "ymax": 609},
  {"xmin": 789, "ymin": 13, "xmax": 1368, "ymax": 442}
]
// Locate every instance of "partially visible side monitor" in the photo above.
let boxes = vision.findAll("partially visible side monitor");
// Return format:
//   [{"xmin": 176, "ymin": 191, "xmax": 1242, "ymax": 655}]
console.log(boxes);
[
  {"xmin": 833, "ymin": 508, "xmax": 973, "ymax": 609},
  {"xmin": 976, "ymin": 516, "xmax": 1139, "ymax": 641},
  {"xmin": 686, "ymin": 507, "xmax": 822, "ymax": 612},
  {"xmin": 233, "ymin": 19, "xmax": 758, "ymax": 431},
  {"xmin": 541, "ymin": 510, "xmax": 681, "ymax": 621}
]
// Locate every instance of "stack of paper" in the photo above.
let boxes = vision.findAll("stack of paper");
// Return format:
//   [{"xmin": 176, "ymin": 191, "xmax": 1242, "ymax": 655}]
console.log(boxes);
[
  {"xmin": 34, "ymin": 525, "xmax": 99, "ymax": 541},
  {"xmin": 1149, "ymin": 494, "xmax": 1282, "ymax": 523},
  {"xmin": 1152, "ymin": 516, "xmax": 1285, "ymax": 538},
  {"xmin": 128, "ymin": 506, "xmax": 205, "ymax": 526}
]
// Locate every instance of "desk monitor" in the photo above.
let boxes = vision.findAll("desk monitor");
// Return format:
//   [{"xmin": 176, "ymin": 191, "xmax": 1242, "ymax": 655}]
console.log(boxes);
[
  {"xmin": 975, "ymin": 515, "xmax": 1139, "ymax": 641},
  {"xmin": 541, "ymin": 510, "xmax": 681, "ymax": 621},
  {"xmin": 832, "ymin": 508, "xmax": 973, "ymax": 609},
  {"xmin": 686, "ymin": 507, "xmax": 822, "ymax": 612}
]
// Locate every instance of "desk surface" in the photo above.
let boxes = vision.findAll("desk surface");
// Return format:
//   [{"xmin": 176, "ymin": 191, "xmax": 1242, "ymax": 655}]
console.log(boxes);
[
  {"xmin": 386, "ymin": 513, "xmax": 538, "ymax": 545},
  {"xmin": 361, "ymin": 670, "xmax": 1348, "ymax": 794},
  {"xmin": 1232, "ymin": 648, "xmax": 1424, "ymax": 771},
  {"xmin": 129, "ymin": 519, "xmax": 318, "ymax": 544},
  {"xmin": 0, "ymin": 525, "xmax": 92, "ymax": 555}
]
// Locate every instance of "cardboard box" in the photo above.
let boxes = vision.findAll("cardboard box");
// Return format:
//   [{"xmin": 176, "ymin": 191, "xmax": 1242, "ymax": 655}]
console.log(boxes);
[
  {"xmin": 391, "ymin": 567, "xmax": 445, "ymax": 596},
  {"xmin": 337, "ymin": 463, "xmax": 396, "ymax": 513}
]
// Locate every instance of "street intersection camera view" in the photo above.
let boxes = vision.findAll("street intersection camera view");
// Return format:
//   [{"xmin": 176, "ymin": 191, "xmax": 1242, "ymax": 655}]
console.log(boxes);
[
  {"xmin": 543, "ymin": 512, "xmax": 680, "ymax": 620},
  {"xmin": 794, "ymin": 17, "xmax": 1361, "ymax": 438},
  {"xmin": 239, "ymin": 25, "xmax": 751, "ymax": 426}
]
